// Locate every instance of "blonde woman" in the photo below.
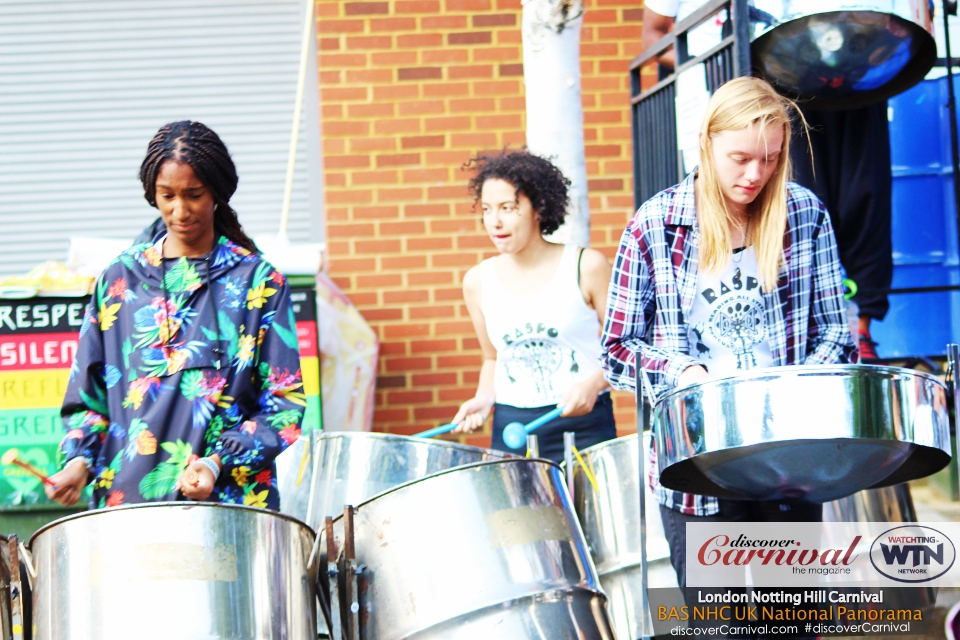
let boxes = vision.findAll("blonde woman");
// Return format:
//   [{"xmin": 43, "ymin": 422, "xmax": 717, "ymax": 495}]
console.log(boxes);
[{"xmin": 601, "ymin": 77, "xmax": 856, "ymax": 588}]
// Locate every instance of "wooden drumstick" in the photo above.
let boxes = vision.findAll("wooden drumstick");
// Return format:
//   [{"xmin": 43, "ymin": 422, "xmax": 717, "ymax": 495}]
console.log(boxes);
[{"xmin": 1, "ymin": 449, "xmax": 57, "ymax": 489}]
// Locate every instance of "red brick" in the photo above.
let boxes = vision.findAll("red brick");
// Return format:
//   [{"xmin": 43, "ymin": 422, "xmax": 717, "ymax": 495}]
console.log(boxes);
[
  {"xmin": 449, "ymin": 97, "xmax": 496, "ymax": 112},
  {"xmin": 598, "ymin": 25, "xmax": 641, "ymax": 40},
  {"xmin": 319, "ymin": 70, "xmax": 341, "ymax": 84},
  {"xmin": 585, "ymin": 144, "xmax": 621, "ymax": 157},
  {"xmin": 349, "ymin": 137, "xmax": 395, "ymax": 152},
  {"xmin": 397, "ymin": 33, "xmax": 443, "ymax": 47},
  {"xmin": 325, "ymin": 174, "xmax": 345, "ymax": 187},
  {"xmin": 370, "ymin": 17, "xmax": 417, "ymax": 31},
  {"xmin": 374, "ymin": 408, "xmax": 411, "ymax": 422},
  {"xmin": 422, "ymin": 49, "xmax": 470, "ymax": 64},
  {"xmin": 499, "ymin": 96, "xmax": 525, "ymax": 111},
  {"xmin": 318, "ymin": 19, "xmax": 365, "ymax": 34},
  {"xmin": 326, "ymin": 190, "xmax": 374, "ymax": 204},
  {"xmin": 325, "ymin": 154, "xmax": 370, "ymax": 169},
  {"xmin": 353, "ymin": 205, "xmax": 400, "ymax": 219},
  {"xmin": 358, "ymin": 273, "xmax": 403, "ymax": 287},
  {"xmin": 327, "ymin": 222, "xmax": 375, "ymax": 238},
  {"xmin": 423, "ymin": 82, "xmax": 470, "ymax": 97},
  {"xmin": 473, "ymin": 13, "xmax": 515, "ymax": 26},
  {"xmin": 588, "ymin": 178, "xmax": 624, "ymax": 191},
  {"xmin": 398, "ymin": 67, "xmax": 443, "ymax": 81},
  {"xmin": 382, "ymin": 255, "xmax": 428, "ymax": 269},
  {"xmin": 352, "ymin": 170, "xmax": 398, "ymax": 185},
  {"xmin": 582, "ymin": 42, "xmax": 619, "ymax": 56},
  {"xmin": 413, "ymin": 405, "xmax": 461, "ymax": 420},
  {"xmin": 401, "ymin": 135, "xmax": 445, "ymax": 149},
  {"xmin": 378, "ymin": 342, "xmax": 407, "ymax": 356},
  {"xmin": 430, "ymin": 219, "xmax": 481, "ymax": 234},
  {"xmin": 356, "ymin": 238, "xmax": 402, "ymax": 254},
  {"xmin": 346, "ymin": 35, "xmax": 392, "ymax": 49},
  {"xmin": 449, "ymin": 65, "xmax": 493, "ymax": 79},
  {"xmin": 599, "ymin": 59, "xmax": 629, "ymax": 74},
  {"xmin": 377, "ymin": 153, "xmax": 421, "ymax": 167},
  {"xmin": 344, "ymin": 2, "xmax": 389, "ymax": 14},
  {"xmin": 582, "ymin": 76, "xmax": 621, "ymax": 91},
  {"xmin": 499, "ymin": 63, "xmax": 523, "ymax": 77},
  {"xmin": 319, "ymin": 37, "xmax": 340, "ymax": 51},
  {"xmin": 473, "ymin": 47, "xmax": 520, "ymax": 62},
  {"xmin": 435, "ymin": 287, "xmax": 464, "ymax": 301},
  {"xmin": 422, "ymin": 15, "xmax": 467, "ymax": 28},
  {"xmin": 461, "ymin": 336, "xmax": 480, "ymax": 350},
  {"xmin": 320, "ymin": 53, "xmax": 367, "ymax": 67},
  {"xmin": 448, "ymin": 31, "xmax": 491, "ymax": 45},
  {"xmin": 602, "ymin": 126, "xmax": 632, "ymax": 142},
  {"xmin": 364, "ymin": 308, "xmax": 404, "ymax": 320},
  {"xmin": 380, "ymin": 219, "xmax": 425, "ymax": 235},
  {"xmin": 408, "ymin": 271, "xmax": 454, "ymax": 285},
  {"xmin": 403, "ymin": 168, "xmax": 449, "ymax": 182},
  {"xmin": 385, "ymin": 357, "xmax": 433, "ymax": 372},
  {"xmin": 347, "ymin": 69, "xmax": 393, "ymax": 84},
  {"xmin": 456, "ymin": 235, "xmax": 492, "ymax": 249},
  {"xmin": 622, "ymin": 8, "xmax": 643, "ymax": 21},
  {"xmin": 473, "ymin": 80, "xmax": 519, "ymax": 95},
  {"xmin": 411, "ymin": 372, "xmax": 457, "ymax": 385},
  {"xmin": 411, "ymin": 339, "xmax": 458, "ymax": 354},
  {"xmin": 476, "ymin": 114, "xmax": 521, "ymax": 129},
  {"xmin": 374, "ymin": 118, "xmax": 421, "ymax": 134},
  {"xmin": 584, "ymin": 110, "xmax": 622, "ymax": 124},
  {"xmin": 328, "ymin": 256, "xmax": 377, "ymax": 272},
  {"xmin": 445, "ymin": 0, "xmax": 490, "ymax": 10},
  {"xmin": 347, "ymin": 102, "xmax": 395, "ymax": 118},
  {"xmin": 371, "ymin": 51, "xmax": 418, "ymax": 65},
  {"xmin": 384, "ymin": 324, "xmax": 431, "ymax": 338},
  {"xmin": 437, "ymin": 354, "xmax": 482, "ymax": 368},
  {"xmin": 322, "ymin": 87, "xmax": 368, "ymax": 101},
  {"xmin": 435, "ymin": 321, "xmax": 475, "ymax": 334},
  {"xmin": 387, "ymin": 390, "xmax": 434, "ymax": 404},
  {"xmin": 316, "ymin": 1, "xmax": 340, "ymax": 16},
  {"xmin": 377, "ymin": 374, "xmax": 407, "ymax": 389},
  {"xmin": 395, "ymin": 0, "xmax": 440, "ymax": 12},
  {"xmin": 496, "ymin": 30, "xmax": 521, "ymax": 44},
  {"xmin": 398, "ymin": 100, "xmax": 445, "ymax": 115},
  {"xmin": 424, "ymin": 157, "xmax": 469, "ymax": 173},
  {"xmin": 384, "ymin": 289, "xmax": 429, "ymax": 303},
  {"xmin": 377, "ymin": 187, "xmax": 424, "ymax": 201},
  {"xmin": 322, "ymin": 104, "xmax": 343, "ymax": 119},
  {"xmin": 373, "ymin": 84, "xmax": 420, "ymax": 100},
  {"xmin": 432, "ymin": 253, "xmax": 479, "ymax": 267},
  {"xmin": 405, "ymin": 203, "xmax": 450, "ymax": 217},
  {"xmin": 407, "ymin": 236, "xmax": 453, "ymax": 250},
  {"xmin": 424, "ymin": 116, "xmax": 471, "ymax": 132},
  {"xmin": 324, "ymin": 121, "xmax": 369, "ymax": 136}
]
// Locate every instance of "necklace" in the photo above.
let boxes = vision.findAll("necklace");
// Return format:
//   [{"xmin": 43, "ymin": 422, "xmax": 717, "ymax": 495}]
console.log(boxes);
[{"xmin": 731, "ymin": 214, "xmax": 750, "ymax": 264}]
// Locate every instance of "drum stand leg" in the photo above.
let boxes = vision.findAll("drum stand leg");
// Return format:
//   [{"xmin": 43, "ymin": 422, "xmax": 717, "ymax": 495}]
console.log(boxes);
[
  {"xmin": 325, "ymin": 517, "xmax": 343, "ymax": 640},
  {"xmin": 948, "ymin": 344, "xmax": 960, "ymax": 504},
  {"xmin": 636, "ymin": 368, "xmax": 653, "ymax": 640},
  {"xmin": 342, "ymin": 505, "xmax": 363, "ymax": 640},
  {"xmin": 6, "ymin": 537, "xmax": 24, "ymax": 640},
  {"xmin": 563, "ymin": 432, "xmax": 576, "ymax": 498}
]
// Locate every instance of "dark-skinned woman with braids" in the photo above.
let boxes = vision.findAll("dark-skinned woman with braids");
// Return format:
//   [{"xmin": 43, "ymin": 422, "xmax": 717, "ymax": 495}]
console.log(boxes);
[
  {"xmin": 46, "ymin": 121, "xmax": 305, "ymax": 510},
  {"xmin": 451, "ymin": 150, "xmax": 616, "ymax": 461}
]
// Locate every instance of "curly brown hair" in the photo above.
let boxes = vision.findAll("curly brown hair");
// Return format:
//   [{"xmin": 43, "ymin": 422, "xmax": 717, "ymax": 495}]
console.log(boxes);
[{"xmin": 464, "ymin": 150, "xmax": 570, "ymax": 236}]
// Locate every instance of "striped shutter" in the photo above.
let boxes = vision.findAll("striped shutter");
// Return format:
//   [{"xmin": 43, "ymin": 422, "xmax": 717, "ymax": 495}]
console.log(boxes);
[{"xmin": 0, "ymin": 0, "xmax": 324, "ymax": 276}]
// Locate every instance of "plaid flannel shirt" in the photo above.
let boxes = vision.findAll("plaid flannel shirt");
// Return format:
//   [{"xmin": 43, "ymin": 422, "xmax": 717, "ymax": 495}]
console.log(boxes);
[{"xmin": 601, "ymin": 171, "xmax": 857, "ymax": 516}]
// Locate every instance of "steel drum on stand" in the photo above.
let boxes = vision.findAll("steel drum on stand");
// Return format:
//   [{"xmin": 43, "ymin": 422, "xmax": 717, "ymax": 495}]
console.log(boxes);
[
  {"xmin": 29, "ymin": 503, "xmax": 318, "ymax": 640},
  {"xmin": 305, "ymin": 431, "xmax": 513, "ymax": 529},
  {"xmin": 320, "ymin": 458, "xmax": 615, "ymax": 639},
  {"xmin": 751, "ymin": 0, "xmax": 936, "ymax": 109},
  {"xmin": 656, "ymin": 365, "xmax": 951, "ymax": 503},
  {"xmin": 572, "ymin": 433, "xmax": 676, "ymax": 640}
]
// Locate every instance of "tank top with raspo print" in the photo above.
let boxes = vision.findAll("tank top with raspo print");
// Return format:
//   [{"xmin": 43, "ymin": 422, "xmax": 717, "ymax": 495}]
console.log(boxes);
[{"xmin": 480, "ymin": 244, "xmax": 602, "ymax": 408}]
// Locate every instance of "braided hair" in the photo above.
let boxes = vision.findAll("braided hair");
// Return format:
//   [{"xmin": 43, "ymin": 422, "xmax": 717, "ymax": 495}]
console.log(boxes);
[{"xmin": 139, "ymin": 121, "xmax": 256, "ymax": 252}]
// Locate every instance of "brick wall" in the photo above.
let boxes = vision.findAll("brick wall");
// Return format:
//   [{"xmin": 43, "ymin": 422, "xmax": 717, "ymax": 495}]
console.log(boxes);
[{"xmin": 317, "ymin": 0, "xmax": 645, "ymax": 443}]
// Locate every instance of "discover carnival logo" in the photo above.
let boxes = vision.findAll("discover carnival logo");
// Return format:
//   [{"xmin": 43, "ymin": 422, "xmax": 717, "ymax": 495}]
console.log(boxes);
[{"xmin": 869, "ymin": 526, "xmax": 956, "ymax": 583}]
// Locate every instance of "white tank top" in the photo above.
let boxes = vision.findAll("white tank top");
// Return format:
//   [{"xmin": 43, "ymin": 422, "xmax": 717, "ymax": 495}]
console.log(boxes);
[{"xmin": 480, "ymin": 244, "xmax": 602, "ymax": 408}]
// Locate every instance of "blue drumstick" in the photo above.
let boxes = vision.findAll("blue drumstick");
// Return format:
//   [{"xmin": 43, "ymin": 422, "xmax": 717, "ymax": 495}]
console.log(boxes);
[
  {"xmin": 412, "ymin": 422, "xmax": 458, "ymax": 439},
  {"xmin": 502, "ymin": 406, "xmax": 565, "ymax": 450}
]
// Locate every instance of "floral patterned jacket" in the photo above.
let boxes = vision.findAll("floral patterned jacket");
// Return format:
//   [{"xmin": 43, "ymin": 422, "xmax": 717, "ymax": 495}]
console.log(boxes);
[{"xmin": 60, "ymin": 236, "xmax": 305, "ymax": 511}]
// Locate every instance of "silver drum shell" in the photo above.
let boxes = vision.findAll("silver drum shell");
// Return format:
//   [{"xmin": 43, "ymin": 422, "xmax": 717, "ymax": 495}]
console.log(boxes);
[
  {"xmin": 306, "ymin": 431, "xmax": 513, "ymax": 529},
  {"xmin": 322, "ymin": 458, "xmax": 615, "ymax": 640},
  {"xmin": 29, "ymin": 503, "xmax": 317, "ymax": 640},
  {"xmin": 654, "ymin": 365, "xmax": 951, "ymax": 503}
]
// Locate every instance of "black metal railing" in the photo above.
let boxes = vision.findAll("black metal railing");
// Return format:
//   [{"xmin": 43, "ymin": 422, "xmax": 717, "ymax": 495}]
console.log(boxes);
[{"xmin": 629, "ymin": 0, "xmax": 750, "ymax": 207}]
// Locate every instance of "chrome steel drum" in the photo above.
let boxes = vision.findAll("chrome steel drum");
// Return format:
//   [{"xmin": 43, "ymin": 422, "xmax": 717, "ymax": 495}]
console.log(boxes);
[
  {"xmin": 655, "ymin": 365, "xmax": 951, "ymax": 503},
  {"xmin": 751, "ymin": 0, "xmax": 936, "ymax": 110},
  {"xmin": 306, "ymin": 431, "xmax": 513, "ymax": 529},
  {"xmin": 321, "ymin": 458, "xmax": 615, "ymax": 639},
  {"xmin": 30, "ymin": 503, "xmax": 317, "ymax": 640},
  {"xmin": 572, "ymin": 433, "xmax": 675, "ymax": 640}
]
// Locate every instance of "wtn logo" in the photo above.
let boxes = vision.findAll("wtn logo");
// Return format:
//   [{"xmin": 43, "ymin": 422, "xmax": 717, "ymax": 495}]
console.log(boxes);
[{"xmin": 871, "ymin": 526, "xmax": 956, "ymax": 583}]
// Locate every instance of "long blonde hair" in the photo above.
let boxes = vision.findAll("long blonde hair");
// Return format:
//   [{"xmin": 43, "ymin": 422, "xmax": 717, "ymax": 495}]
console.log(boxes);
[{"xmin": 696, "ymin": 76, "xmax": 802, "ymax": 292}]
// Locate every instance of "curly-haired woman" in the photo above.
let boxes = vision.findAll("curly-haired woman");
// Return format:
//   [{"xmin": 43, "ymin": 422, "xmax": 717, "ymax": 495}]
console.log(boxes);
[{"xmin": 451, "ymin": 150, "xmax": 615, "ymax": 461}]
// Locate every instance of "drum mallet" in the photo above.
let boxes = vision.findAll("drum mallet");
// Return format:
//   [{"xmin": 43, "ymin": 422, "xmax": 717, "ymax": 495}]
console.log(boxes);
[
  {"xmin": 1, "ymin": 449, "xmax": 57, "ymax": 490},
  {"xmin": 502, "ymin": 406, "xmax": 565, "ymax": 450},
  {"xmin": 412, "ymin": 422, "xmax": 458, "ymax": 439}
]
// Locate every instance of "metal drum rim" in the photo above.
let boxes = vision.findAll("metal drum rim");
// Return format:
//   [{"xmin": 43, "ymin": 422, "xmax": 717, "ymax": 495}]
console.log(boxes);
[
  {"xmin": 753, "ymin": 8, "xmax": 930, "ymax": 42},
  {"xmin": 325, "ymin": 457, "xmax": 562, "ymax": 523},
  {"xmin": 576, "ymin": 432, "xmax": 639, "ymax": 459},
  {"xmin": 313, "ymin": 430, "xmax": 516, "ymax": 458},
  {"xmin": 29, "ymin": 501, "xmax": 314, "ymax": 547},
  {"xmin": 654, "ymin": 364, "xmax": 945, "ymax": 408}
]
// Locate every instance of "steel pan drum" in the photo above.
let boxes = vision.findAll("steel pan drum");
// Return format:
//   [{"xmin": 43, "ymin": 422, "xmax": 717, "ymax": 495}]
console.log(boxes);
[
  {"xmin": 30, "ymin": 503, "xmax": 317, "ymax": 640},
  {"xmin": 572, "ymin": 433, "xmax": 674, "ymax": 640},
  {"xmin": 306, "ymin": 431, "xmax": 513, "ymax": 529},
  {"xmin": 321, "ymin": 458, "xmax": 615, "ymax": 639},
  {"xmin": 751, "ymin": 0, "xmax": 936, "ymax": 110},
  {"xmin": 655, "ymin": 365, "xmax": 951, "ymax": 503}
]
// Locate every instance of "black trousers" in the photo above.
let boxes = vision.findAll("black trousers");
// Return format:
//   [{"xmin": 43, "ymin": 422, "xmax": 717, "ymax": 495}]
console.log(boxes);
[{"xmin": 790, "ymin": 102, "xmax": 893, "ymax": 321}]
